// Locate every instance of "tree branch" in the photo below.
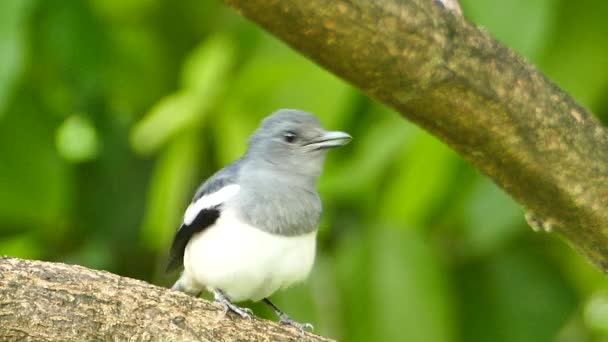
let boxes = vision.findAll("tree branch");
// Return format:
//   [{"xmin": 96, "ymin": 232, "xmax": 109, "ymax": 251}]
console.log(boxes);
[
  {"xmin": 222, "ymin": 0, "xmax": 608, "ymax": 272},
  {"xmin": 0, "ymin": 256, "xmax": 332, "ymax": 341}
]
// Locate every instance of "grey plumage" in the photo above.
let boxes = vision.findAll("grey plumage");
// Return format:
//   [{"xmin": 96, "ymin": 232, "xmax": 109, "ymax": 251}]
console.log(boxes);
[
  {"xmin": 167, "ymin": 108, "xmax": 351, "ymax": 330},
  {"xmin": 192, "ymin": 161, "xmax": 240, "ymax": 202}
]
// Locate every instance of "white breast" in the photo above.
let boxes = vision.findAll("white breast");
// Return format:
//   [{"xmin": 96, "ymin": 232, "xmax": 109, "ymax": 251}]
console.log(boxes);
[{"xmin": 183, "ymin": 209, "xmax": 317, "ymax": 302}]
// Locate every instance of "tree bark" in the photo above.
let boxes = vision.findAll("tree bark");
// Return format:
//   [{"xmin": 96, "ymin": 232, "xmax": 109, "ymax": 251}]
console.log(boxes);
[
  {"xmin": 222, "ymin": 0, "xmax": 608, "ymax": 272},
  {"xmin": 0, "ymin": 256, "xmax": 332, "ymax": 341}
]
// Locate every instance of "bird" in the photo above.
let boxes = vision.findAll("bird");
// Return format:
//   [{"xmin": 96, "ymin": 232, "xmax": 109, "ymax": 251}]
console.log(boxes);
[{"xmin": 166, "ymin": 109, "xmax": 351, "ymax": 332}]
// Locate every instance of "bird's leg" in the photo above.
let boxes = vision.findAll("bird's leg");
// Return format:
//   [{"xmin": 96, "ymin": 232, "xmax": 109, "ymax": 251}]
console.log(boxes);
[
  {"xmin": 263, "ymin": 298, "xmax": 313, "ymax": 335},
  {"xmin": 212, "ymin": 289, "xmax": 253, "ymax": 320}
]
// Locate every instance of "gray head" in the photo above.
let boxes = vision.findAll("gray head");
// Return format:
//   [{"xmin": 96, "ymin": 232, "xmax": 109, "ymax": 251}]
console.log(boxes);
[
  {"xmin": 244, "ymin": 109, "xmax": 351, "ymax": 179},
  {"xmin": 236, "ymin": 109, "xmax": 350, "ymax": 235}
]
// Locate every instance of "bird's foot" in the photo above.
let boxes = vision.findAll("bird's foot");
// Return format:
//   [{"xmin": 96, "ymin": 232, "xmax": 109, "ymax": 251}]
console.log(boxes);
[
  {"xmin": 213, "ymin": 289, "xmax": 253, "ymax": 320},
  {"xmin": 262, "ymin": 298, "xmax": 313, "ymax": 336},
  {"xmin": 220, "ymin": 301, "xmax": 253, "ymax": 320},
  {"xmin": 279, "ymin": 313, "xmax": 314, "ymax": 336}
]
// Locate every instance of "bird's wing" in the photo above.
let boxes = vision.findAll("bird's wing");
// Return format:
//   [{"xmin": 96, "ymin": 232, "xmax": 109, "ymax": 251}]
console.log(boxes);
[{"xmin": 166, "ymin": 161, "xmax": 241, "ymax": 272}]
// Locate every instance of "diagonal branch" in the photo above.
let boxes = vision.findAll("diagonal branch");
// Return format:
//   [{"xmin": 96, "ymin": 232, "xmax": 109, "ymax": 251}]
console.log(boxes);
[
  {"xmin": 222, "ymin": 0, "xmax": 608, "ymax": 272},
  {"xmin": 0, "ymin": 256, "xmax": 332, "ymax": 341}
]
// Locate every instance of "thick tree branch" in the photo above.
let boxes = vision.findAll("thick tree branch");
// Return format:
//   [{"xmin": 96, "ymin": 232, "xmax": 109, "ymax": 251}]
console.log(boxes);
[
  {"xmin": 0, "ymin": 256, "xmax": 332, "ymax": 341},
  {"xmin": 223, "ymin": 0, "xmax": 608, "ymax": 271}
]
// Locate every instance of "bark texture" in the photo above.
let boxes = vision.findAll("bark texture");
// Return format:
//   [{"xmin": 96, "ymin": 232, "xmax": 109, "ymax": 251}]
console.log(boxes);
[
  {"xmin": 223, "ymin": 0, "xmax": 608, "ymax": 272},
  {"xmin": 0, "ymin": 256, "xmax": 332, "ymax": 341}
]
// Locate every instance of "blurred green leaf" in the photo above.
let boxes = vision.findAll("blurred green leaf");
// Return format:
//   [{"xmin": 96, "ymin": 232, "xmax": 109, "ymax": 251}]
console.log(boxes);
[
  {"xmin": 552, "ymin": 243, "xmax": 608, "ymax": 297},
  {"xmin": 89, "ymin": 0, "xmax": 159, "ymax": 22},
  {"xmin": 55, "ymin": 115, "xmax": 100, "ymax": 163},
  {"xmin": 210, "ymin": 103, "xmax": 258, "ymax": 165},
  {"xmin": 130, "ymin": 91, "xmax": 198, "ymax": 154},
  {"xmin": 461, "ymin": 178, "xmax": 524, "ymax": 256},
  {"xmin": 0, "ymin": 233, "xmax": 42, "ymax": 259},
  {"xmin": 333, "ymin": 230, "xmax": 374, "ymax": 342},
  {"xmin": 61, "ymin": 239, "xmax": 113, "ymax": 270},
  {"xmin": 308, "ymin": 253, "xmax": 345, "ymax": 339},
  {"xmin": 130, "ymin": 35, "xmax": 234, "ymax": 155},
  {"xmin": 555, "ymin": 314, "xmax": 592, "ymax": 342},
  {"xmin": 461, "ymin": 0, "xmax": 556, "ymax": 60},
  {"xmin": 320, "ymin": 107, "xmax": 414, "ymax": 200},
  {"xmin": 370, "ymin": 227, "xmax": 455, "ymax": 342},
  {"xmin": 105, "ymin": 26, "xmax": 171, "ymax": 118},
  {"xmin": 457, "ymin": 244, "xmax": 577, "ymax": 342},
  {"xmin": 538, "ymin": 1, "xmax": 608, "ymax": 110},
  {"xmin": 0, "ymin": 102, "xmax": 70, "ymax": 230},
  {"xmin": 0, "ymin": 0, "xmax": 34, "ymax": 118},
  {"xmin": 379, "ymin": 130, "xmax": 457, "ymax": 227},
  {"xmin": 224, "ymin": 37, "xmax": 352, "ymax": 127},
  {"xmin": 584, "ymin": 292, "xmax": 608, "ymax": 334},
  {"xmin": 180, "ymin": 36, "xmax": 234, "ymax": 91},
  {"xmin": 140, "ymin": 128, "xmax": 202, "ymax": 251}
]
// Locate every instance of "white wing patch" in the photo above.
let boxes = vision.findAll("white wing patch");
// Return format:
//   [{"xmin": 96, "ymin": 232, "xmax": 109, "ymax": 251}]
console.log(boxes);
[{"xmin": 183, "ymin": 184, "xmax": 240, "ymax": 225}]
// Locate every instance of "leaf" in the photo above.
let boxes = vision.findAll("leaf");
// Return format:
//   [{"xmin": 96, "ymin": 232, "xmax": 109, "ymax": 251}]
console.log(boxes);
[
  {"xmin": 461, "ymin": 178, "xmax": 524, "ymax": 256},
  {"xmin": 139, "ymin": 129, "xmax": 202, "ymax": 251},
  {"xmin": 456, "ymin": 244, "xmax": 578, "ymax": 342},
  {"xmin": 130, "ymin": 35, "xmax": 234, "ymax": 155},
  {"xmin": 319, "ymin": 106, "xmax": 414, "ymax": 200},
  {"xmin": 378, "ymin": 130, "xmax": 457, "ymax": 227},
  {"xmin": 0, "ymin": 0, "xmax": 34, "ymax": 118},
  {"xmin": 104, "ymin": 26, "xmax": 171, "ymax": 117},
  {"xmin": 55, "ymin": 115, "xmax": 101, "ymax": 163},
  {"xmin": 224, "ymin": 36, "xmax": 352, "ymax": 127},
  {"xmin": 461, "ymin": 0, "xmax": 556, "ymax": 61},
  {"xmin": 89, "ymin": 0, "xmax": 159, "ymax": 21},
  {"xmin": 0, "ymin": 101, "xmax": 70, "ymax": 230},
  {"xmin": 331, "ymin": 229, "xmax": 375, "ymax": 341},
  {"xmin": 584, "ymin": 292, "xmax": 608, "ymax": 334},
  {"xmin": 130, "ymin": 91, "xmax": 198, "ymax": 154},
  {"xmin": 369, "ymin": 228, "xmax": 455, "ymax": 342},
  {"xmin": 537, "ymin": 1, "xmax": 608, "ymax": 110},
  {"xmin": 209, "ymin": 103, "xmax": 258, "ymax": 166},
  {"xmin": 0, "ymin": 233, "xmax": 42, "ymax": 260}
]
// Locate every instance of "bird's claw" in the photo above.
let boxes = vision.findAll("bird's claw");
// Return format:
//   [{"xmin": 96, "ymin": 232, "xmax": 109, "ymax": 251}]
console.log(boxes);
[
  {"xmin": 213, "ymin": 289, "xmax": 253, "ymax": 320},
  {"xmin": 279, "ymin": 314, "xmax": 314, "ymax": 336},
  {"xmin": 219, "ymin": 301, "xmax": 253, "ymax": 320}
]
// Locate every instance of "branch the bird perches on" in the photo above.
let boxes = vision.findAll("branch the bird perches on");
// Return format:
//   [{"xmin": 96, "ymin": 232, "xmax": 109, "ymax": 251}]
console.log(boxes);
[{"xmin": 0, "ymin": 256, "xmax": 332, "ymax": 341}]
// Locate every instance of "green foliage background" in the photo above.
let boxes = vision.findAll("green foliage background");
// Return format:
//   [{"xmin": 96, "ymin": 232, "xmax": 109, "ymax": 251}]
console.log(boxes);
[{"xmin": 1, "ymin": 0, "xmax": 608, "ymax": 341}]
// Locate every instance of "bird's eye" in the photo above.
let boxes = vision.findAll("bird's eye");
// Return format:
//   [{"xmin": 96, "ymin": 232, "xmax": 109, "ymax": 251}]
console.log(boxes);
[{"xmin": 283, "ymin": 131, "xmax": 297, "ymax": 143}]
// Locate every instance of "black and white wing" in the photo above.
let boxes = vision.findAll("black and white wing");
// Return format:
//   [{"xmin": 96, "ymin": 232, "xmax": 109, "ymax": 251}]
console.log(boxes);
[{"xmin": 166, "ymin": 161, "xmax": 241, "ymax": 272}]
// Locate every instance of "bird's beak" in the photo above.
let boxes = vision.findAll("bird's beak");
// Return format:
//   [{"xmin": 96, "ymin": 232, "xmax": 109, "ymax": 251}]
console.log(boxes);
[{"xmin": 306, "ymin": 130, "xmax": 352, "ymax": 150}]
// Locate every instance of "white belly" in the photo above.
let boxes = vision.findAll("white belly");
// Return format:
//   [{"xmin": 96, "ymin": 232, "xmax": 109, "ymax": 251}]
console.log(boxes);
[{"xmin": 183, "ymin": 209, "xmax": 317, "ymax": 302}]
